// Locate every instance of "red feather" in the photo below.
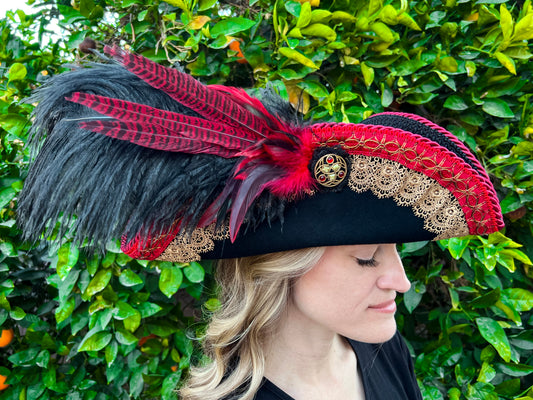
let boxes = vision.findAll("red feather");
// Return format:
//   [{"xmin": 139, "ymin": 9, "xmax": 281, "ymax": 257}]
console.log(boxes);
[
  {"xmin": 79, "ymin": 119, "xmax": 237, "ymax": 157},
  {"xmin": 105, "ymin": 45, "xmax": 284, "ymax": 139},
  {"xmin": 70, "ymin": 47, "xmax": 318, "ymax": 241},
  {"xmin": 67, "ymin": 92, "xmax": 255, "ymax": 155}
]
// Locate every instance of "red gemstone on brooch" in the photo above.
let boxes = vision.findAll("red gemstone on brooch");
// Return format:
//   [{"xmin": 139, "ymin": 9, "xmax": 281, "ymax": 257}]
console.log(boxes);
[{"xmin": 312, "ymin": 152, "xmax": 349, "ymax": 189}]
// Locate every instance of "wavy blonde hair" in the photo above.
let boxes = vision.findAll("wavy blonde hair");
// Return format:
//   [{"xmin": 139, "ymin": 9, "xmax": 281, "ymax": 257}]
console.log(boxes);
[{"xmin": 179, "ymin": 247, "xmax": 325, "ymax": 400}]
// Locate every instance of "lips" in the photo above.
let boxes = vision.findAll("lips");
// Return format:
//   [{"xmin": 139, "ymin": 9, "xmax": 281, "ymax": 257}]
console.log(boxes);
[{"xmin": 368, "ymin": 299, "xmax": 397, "ymax": 313}]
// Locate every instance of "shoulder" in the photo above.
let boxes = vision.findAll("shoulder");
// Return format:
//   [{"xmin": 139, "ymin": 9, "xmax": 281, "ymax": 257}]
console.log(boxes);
[{"xmin": 348, "ymin": 331, "xmax": 422, "ymax": 400}]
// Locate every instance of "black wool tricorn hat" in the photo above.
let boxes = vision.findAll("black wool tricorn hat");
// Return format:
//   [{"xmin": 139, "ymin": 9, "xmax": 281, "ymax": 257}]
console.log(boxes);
[{"xmin": 18, "ymin": 46, "xmax": 504, "ymax": 262}]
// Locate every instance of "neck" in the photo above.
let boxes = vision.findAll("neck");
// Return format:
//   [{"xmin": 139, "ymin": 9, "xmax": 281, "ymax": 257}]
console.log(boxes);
[{"xmin": 264, "ymin": 301, "xmax": 354, "ymax": 383}]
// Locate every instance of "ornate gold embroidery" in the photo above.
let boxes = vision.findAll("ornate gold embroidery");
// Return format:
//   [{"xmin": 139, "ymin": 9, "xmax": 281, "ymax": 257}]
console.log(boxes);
[
  {"xmin": 156, "ymin": 223, "xmax": 230, "ymax": 262},
  {"xmin": 313, "ymin": 153, "xmax": 348, "ymax": 188},
  {"xmin": 348, "ymin": 155, "xmax": 469, "ymax": 240},
  {"xmin": 158, "ymin": 155, "xmax": 470, "ymax": 262}
]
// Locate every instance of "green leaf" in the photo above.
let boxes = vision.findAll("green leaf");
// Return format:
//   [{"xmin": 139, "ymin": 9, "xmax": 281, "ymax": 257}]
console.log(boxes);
[
  {"xmin": 57, "ymin": 242, "xmax": 80, "ymax": 280},
  {"xmin": 331, "ymin": 11, "xmax": 356, "ymax": 23},
  {"xmin": 159, "ymin": 265, "xmax": 183, "ymax": 297},
  {"xmin": 467, "ymin": 381, "xmax": 498, "ymax": 400},
  {"xmin": 300, "ymin": 23, "xmax": 337, "ymax": 42},
  {"xmin": 114, "ymin": 301, "xmax": 137, "ymax": 320},
  {"xmin": 403, "ymin": 281, "xmax": 425, "ymax": 313},
  {"xmin": 380, "ymin": 82, "xmax": 393, "ymax": 107},
  {"xmin": 438, "ymin": 56, "xmax": 458, "ymax": 72},
  {"xmin": 311, "ymin": 9, "xmax": 332, "ymax": 24},
  {"xmin": 55, "ymin": 296, "xmax": 75, "ymax": 324},
  {"xmin": 119, "ymin": 269, "xmax": 144, "ymax": 287},
  {"xmin": 405, "ymin": 92, "xmax": 438, "ymax": 105},
  {"xmin": 497, "ymin": 363, "xmax": 533, "ymax": 377},
  {"xmin": 8, "ymin": 63, "xmax": 27, "ymax": 82},
  {"xmin": 499, "ymin": 4, "xmax": 513, "ymax": 44},
  {"xmin": 501, "ymin": 288, "xmax": 533, "ymax": 312},
  {"xmin": 494, "ymin": 52, "xmax": 516, "ymax": 75},
  {"xmin": 296, "ymin": 2, "xmax": 311, "ymax": 28},
  {"xmin": 198, "ymin": 0, "xmax": 217, "ymax": 10},
  {"xmin": 478, "ymin": 361, "xmax": 496, "ymax": 383},
  {"xmin": 470, "ymin": 288, "xmax": 500, "ymax": 308},
  {"xmin": 499, "ymin": 249, "xmax": 532, "ymax": 265},
  {"xmin": 183, "ymin": 262, "xmax": 205, "ymax": 283},
  {"xmin": 482, "ymin": 99, "xmax": 514, "ymax": 118},
  {"xmin": 370, "ymin": 22, "xmax": 395, "ymax": 42},
  {"xmin": 378, "ymin": 5, "xmax": 398, "ymax": 25},
  {"xmin": 115, "ymin": 327, "xmax": 138, "ymax": 345},
  {"xmin": 476, "ymin": 317, "xmax": 512, "ymax": 362},
  {"xmin": 36, "ymin": 350, "xmax": 50, "ymax": 369},
  {"xmin": 0, "ymin": 114, "xmax": 27, "ymax": 136},
  {"xmin": 361, "ymin": 62, "xmax": 374, "ymax": 87},
  {"xmin": 421, "ymin": 385, "xmax": 445, "ymax": 400},
  {"xmin": 10, "ymin": 306, "xmax": 26, "ymax": 320},
  {"xmin": 447, "ymin": 237, "xmax": 470, "ymax": 259},
  {"xmin": 79, "ymin": 331, "xmax": 112, "ymax": 352},
  {"xmin": 204, "ymin": 298, "xmax": 221, "ymax": 311},
  {"xmin": 8, "ymin": 347, "xmax": 40, "ymax": 365},
  {"xmin": 0, "ymin": 187, "xmax": 16, "ymax": 210},
  {"xmin": 444, "ymin": 95, "xmax": 468, "ymax": 110},
  {"xmin": 512, "ymin": 12, "xmax": 533, "ymax": 41},
  {"xmin": 163, "ymin": 0, "xmax": 189, "ymax": 11},
  {"xmin": 84, "ymin": 269, "xmax": 112, "ymax": 297},
  {"xmin": 105, "ymin": 340, "xmax": 118, "ymax": 366},
  {"xmin": 500, "ymin": 192, "xmax": 522, "ymax": 213},
  {"xmin": 124, "ymin": 309, "xmax": 141, "ymax": 332},
  {"xmin": 58, "ymin": 268, "xmax": 80, "ymax": 303},
  {"xmin": 138, "ymin": 302, "xmax": 162, "ymax": 318},
  {"xmin": 297, "ymin": 80, "xmax": 329, "ymax": 98},
  {"xmin": 162, "ymin": 371, "xmax": 182, "ymax": 400},
  {"xmin": 279, "ymin": 47, "xmax": 319, "ymax": 69},
  {"xmin": 211, "ymin": 17, "xmax": 256, "ymax": 37}
]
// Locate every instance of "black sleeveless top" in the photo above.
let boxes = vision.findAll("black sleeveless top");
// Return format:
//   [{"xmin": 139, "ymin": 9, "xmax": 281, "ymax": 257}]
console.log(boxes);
[{"xmin": 255, "ymin": 331, "xmax": 422, "ymax": 400}]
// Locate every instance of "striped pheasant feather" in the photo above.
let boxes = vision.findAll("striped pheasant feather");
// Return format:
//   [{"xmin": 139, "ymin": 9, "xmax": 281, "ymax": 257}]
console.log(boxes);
[
  {"xmin": 67, "ymin": 92, "xmax": 255, "ymax": 156},
  {"xmin": 104, "ymin": 45, "xmax": 285, "ymax": 138}
]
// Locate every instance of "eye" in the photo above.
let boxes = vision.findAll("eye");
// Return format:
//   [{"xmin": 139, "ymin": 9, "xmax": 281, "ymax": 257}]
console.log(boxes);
[{"xmin": 356, "ymin": 257, "xmax": 378, "ymax": 267}]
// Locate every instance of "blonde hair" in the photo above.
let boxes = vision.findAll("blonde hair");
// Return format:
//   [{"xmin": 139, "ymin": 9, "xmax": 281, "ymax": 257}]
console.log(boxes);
[{"xmin": 179, "ymin": 247, "xmax": 325, "ymax": 400}]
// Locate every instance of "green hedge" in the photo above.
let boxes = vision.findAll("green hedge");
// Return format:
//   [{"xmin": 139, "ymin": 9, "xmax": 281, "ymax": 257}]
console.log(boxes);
[{"xmin": 0, "ymin": 0, "xmax": 532, "ymax": 399}]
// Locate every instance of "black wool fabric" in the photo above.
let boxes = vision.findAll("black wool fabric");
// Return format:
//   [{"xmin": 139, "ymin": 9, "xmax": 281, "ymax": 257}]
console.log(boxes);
[{"xmin": 255, "ymin": 331, "xmax": 422, "ymax": 400}]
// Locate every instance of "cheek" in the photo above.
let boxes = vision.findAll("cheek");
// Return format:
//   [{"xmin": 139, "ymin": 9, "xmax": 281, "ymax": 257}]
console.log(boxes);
[{"xmin": 292, "ymin": 266, "xmax": 370, "ymax": 321}]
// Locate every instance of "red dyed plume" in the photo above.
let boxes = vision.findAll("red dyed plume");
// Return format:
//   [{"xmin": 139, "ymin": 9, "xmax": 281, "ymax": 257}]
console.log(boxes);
[{"xmin": 67, "ymin": 47, "xmax": 317, "ymax": 241}]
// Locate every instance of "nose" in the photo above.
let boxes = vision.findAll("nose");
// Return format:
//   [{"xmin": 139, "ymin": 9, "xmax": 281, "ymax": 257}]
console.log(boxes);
[{"xmin": 376, "ymin": 244, "xmax": 411, "ymax": 293}]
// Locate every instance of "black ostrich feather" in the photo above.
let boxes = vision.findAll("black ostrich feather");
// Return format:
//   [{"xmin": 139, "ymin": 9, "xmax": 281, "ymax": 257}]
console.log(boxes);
[{"xmin": 18, "ymin": 61, "xmax": 300, "ymax": 251}]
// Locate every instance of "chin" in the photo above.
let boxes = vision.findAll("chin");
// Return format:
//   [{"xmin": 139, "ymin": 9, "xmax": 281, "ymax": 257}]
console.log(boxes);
[{"xmin": 343, "ymin": 320, "xmax": 398, "ymax": 344}]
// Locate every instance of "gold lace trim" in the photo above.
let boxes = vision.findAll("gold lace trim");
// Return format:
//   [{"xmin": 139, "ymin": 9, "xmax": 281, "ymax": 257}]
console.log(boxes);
[
  {"xmin": 156, "ymin": 224, "xmax": 229, "ymax": 262},
  {"xmin": 348, "ymin": 155, "xmax": 469, "ymax": 240},
  {"xmin": 158, "ymin": 155, "xmax": 469, "ymax": 262}
]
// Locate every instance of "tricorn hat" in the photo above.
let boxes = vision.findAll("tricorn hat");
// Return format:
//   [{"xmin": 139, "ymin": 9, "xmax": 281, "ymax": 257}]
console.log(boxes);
[{"xmin": 18, "ymin": 46, "xmax": 504, "ymax": 262}]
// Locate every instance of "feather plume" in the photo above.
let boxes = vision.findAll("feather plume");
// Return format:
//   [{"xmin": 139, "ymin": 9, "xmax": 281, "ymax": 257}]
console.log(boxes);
[
  {"xmin": 19, "ymin": 49, "xmax": 316, "ymax": 252},
  {"xmin": 104, "ymin": 45, "xmax": 283, "ymax": 138},
  {"xmin": 67, "ymin": 92, "xmax": 256, "ymax": 155}
]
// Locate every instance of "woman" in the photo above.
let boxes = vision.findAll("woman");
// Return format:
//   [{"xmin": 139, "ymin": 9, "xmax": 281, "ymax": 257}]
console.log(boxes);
[
  {"xmin": 18, "ymin": 46, "xmax": 504, "ymax": 399},
  {"xmin": 180, "ymin": 245, "xmax": 419, "ymax": 400}
]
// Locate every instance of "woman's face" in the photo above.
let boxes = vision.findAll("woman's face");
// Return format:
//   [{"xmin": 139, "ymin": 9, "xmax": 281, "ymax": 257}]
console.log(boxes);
[{"xmin": 290, "ymin": 243, "xmax": 411, "ymax": 343}]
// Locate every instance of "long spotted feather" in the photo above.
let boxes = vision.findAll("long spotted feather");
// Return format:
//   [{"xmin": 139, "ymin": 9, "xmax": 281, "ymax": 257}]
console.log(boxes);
[
  {"xmin": 67, "ymin": 92, "xmax": 255, "ymax": 155},
  {"xmin": 105, "ymin": 45, "xmax": 284, "ymax": 138},
  {"xmin": 79, "ymin": 119, "xmax": 238, "ymax": 157}
]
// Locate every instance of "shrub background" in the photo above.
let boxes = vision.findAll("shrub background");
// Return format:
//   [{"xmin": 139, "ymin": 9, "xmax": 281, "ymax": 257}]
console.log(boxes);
[{"xmin": 0, "ymin": 0, "xmax": 532, "ymax": 399}]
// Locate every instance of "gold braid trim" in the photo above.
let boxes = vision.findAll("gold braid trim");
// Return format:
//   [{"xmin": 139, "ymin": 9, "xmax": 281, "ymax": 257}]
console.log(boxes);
[
  {"xmin": 156, "ymin": 224, "xmax": 229, "ymax": 262},
  {"xmin": 348, "ymin": 155, "xmax": 469, "ymax": 240},
  {"xmin": 157, "ymin": 155, "xmax": 469, "ymax": 262}
]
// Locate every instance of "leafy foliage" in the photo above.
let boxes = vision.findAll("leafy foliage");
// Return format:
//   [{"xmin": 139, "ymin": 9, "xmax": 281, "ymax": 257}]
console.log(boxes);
[{"xmin": 0, "ymin": 0, "xmax": 532, "ymax": 399}]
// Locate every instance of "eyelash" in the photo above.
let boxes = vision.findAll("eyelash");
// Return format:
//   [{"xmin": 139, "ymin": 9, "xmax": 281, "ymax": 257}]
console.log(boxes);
[{"xmin": 356, "ymin": 257, "xmax": 378, "ymax": 267}]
